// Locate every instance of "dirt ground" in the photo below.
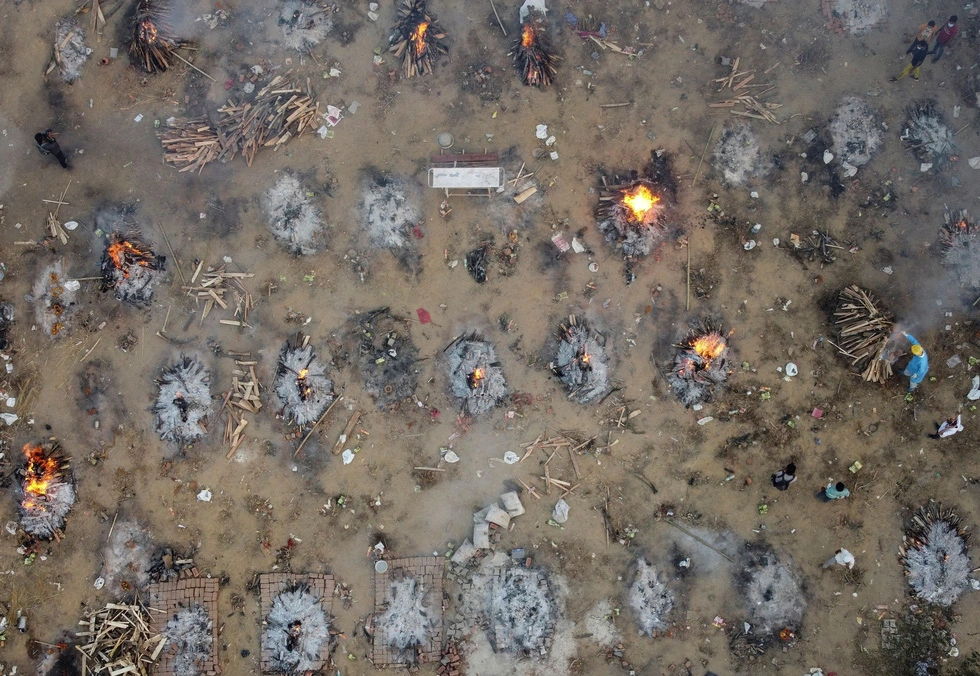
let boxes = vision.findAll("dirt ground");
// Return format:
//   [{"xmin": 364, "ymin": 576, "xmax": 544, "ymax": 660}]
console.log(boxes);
[{"xmin": 1, "ymin": 0, "xmax": 980, "ymax": 674}]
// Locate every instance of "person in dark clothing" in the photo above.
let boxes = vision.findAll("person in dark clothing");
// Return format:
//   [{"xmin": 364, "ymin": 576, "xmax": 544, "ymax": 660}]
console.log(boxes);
[
  {"xmin": 771, "ymin": 462, "xmax": 797, "ymax": 491},
  {"xmin": 930, "ymin": 16, "xmax": 958, "ymax": 63},
  {"xmin": 891, "ymin": 39, "xmax": 930, "ymax": 81},
  {"xmin": 34, "ymin": 129, "xmax": 69, "ymax": 169}
]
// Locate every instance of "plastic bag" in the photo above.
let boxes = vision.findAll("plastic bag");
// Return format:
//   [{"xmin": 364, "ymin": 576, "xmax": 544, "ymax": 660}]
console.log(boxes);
[{"xmin": 552, "ymin": 498, "xmax": 569, "ymax": 524}]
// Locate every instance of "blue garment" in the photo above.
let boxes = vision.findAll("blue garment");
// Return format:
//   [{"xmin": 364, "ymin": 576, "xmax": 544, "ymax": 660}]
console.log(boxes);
[
  {"xmin": 903, "ymin": 335, "xmax": 929, "ymax": 389},
  {"xmin": 825, "ymin": 483, "xmax": 850, "ymax": 499}
]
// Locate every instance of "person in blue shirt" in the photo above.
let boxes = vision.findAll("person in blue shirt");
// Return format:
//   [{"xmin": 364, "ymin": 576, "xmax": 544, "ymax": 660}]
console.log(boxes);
[
  {"xmin": 902, "ymin": 332, "xmax": 929, "ymax": 391},
  {"xmin": 821, "ymin": 481, "xmax": 850, "ymax": 501}
]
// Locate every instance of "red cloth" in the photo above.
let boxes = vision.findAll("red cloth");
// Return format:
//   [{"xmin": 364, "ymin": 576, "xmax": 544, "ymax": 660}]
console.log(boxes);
[{"xmin": 937, "ymin": 23, "xmax": 958, "ymax": 45}]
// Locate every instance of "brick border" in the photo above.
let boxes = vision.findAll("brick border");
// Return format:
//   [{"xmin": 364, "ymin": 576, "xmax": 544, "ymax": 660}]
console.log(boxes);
[
  {"xmin": 258, "ymin": 572, "xmax": 335, "ymax": 673},
  {"xmin": 372, "ymin": 556, "xmax": 445, "ymax": 667},
  {"xmin": 146, "ymin": 578, "xmax": 220, "ymax": 676}
]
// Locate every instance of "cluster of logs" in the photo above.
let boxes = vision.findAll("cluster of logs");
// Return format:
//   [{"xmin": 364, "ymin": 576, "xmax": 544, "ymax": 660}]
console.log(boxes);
[
  {"xmin": 511, "ymin": 16, "xmax": 558, "ymax": 87},
  {"xmin": 389, "ymin": 0, "xmax": 448, "ymax": 78},
  {"xmin": 832, "ymin": 285, "xmax": 894, "ymax": 383},
  {"xmin": 130, "ymin": 0, "xmax": 183, "ymax": 73},
  {"xmin": 75, "ymin": 602, "xmax": 165, "ymax": 675},
  {"xmin": 900, "ymin": 503, "xmax": 969, "ymax": 562}
]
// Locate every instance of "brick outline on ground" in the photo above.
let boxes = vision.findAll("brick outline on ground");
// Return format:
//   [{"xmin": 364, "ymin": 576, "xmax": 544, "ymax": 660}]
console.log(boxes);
[
  {"xmin": 372, "ymin": 556, "xmax": 445, "ymax": 667},
  {"xmin": 146, "ymin": 578, "xmax": 220, "ymax": 676},
  {"xmin": 258, "ymin": 572, "xmax": 335, "ymax": 673}
]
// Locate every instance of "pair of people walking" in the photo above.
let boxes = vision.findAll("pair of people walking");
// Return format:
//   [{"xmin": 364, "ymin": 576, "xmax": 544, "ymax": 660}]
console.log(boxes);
[
  {"xmin": 771, "ymin": 463, "xmax": 850, "ymax": 501},
  {"xmin": 892, "ymin": 16, "xmax": 958, "ymax": 81}
]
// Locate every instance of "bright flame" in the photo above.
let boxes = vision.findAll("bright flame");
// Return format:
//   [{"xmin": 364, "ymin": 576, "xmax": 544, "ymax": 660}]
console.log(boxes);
[
  {"xmin": 298, "ymin": 369, "xmax": 309, "ymax": 380},
  {"xmin": 470, "ymin": 368, "xmax": 485, "ymax": 388},
  {"xmin": 521, "ymin": 23, "xmax": 535, "ymax": 48},
  {"xmin": 579, "ymin": 351, "xmax": 591, "ymax": 365},
  {"xmin": 692, "ymin": 333, "xmax": 726, "ymax": 362},
  {"xmin": 139, "ymin": 19, "xmax": 159, "ymax": 44},
  {"xmin": 108, "ymin": 240, "xmax": 153, "ymax": 278},
  {"xmin": 411, "ymin": 21, "xmax": 429, "ymax": 55},
  {"xmin": 621, "ymin": 184, "xmax": 659, "ymax": 221},
  {"xmin": 22, "ymin": 444, "xmax": 60, "ymax": 511}
]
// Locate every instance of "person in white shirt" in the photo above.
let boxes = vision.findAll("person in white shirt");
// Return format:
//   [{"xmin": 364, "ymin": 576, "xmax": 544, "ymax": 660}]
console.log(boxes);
[
  {"xmin": 821, "ymin": 548, "xmax": 855, "ymax": 569},
  {"xmin": 932, "ymin": 414, "xmax": 963, "ymax": 439}
]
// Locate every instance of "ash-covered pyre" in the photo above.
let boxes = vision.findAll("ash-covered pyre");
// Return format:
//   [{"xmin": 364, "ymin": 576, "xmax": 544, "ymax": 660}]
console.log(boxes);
[
  {"xmin": 665, "ymin": 323, "xmax": 732, "ymax": 407},
  {"xmin": 389, "ymin": 0, "xmax": 448, "ymax": 78},
  {"xmin": 628, "ymin": 558, "xmax": 675, "ymax": 636},
  {"xmin": 129, "ymin": 0, "xmax": 186, "ymax": 73},
  {"xmin": 17, "ymin": 443, "xmax": 75, "ymax": 541},
  {"xmin": 831, "ymin": 285, "xmax": 895, "ymax": 383},
  {"xmin": 940, "ymin": 208, "xmax": 980, "ymax": 290},
  {"xmin": 262, "ymin": 585, "xmax": 332, "ymax": 673},
  {"xmin": 551, "ymin": 315, "xmax": 611, "ymax": 404},
  {"xmin": 275, "ymin": 334, "xmax": 334, "ymax": 426},
  {"xmin": 264, "ymin": 174, "xmax": 326, "ymax": 255},
  {"xmin": 33, "ymin": 261, "xmax": 77, "ymax": 338},
  {"xmin": 153, "ymin": 356, "xmax": 213, "ymax": 443},
  {"xmin": 162, "ymin": 604, "xmax": 214, "ymax": 676},
  {"xmin": 510, "ymin": 14, "xmax": 558, "ymax": 87},
  {"xmin": 360, "ymin": 174, "xmax": 423, "ymax": 272},
  {"xmin": 489, "ymin": 564, "xmax": 559, "ymax": 656},
  {"xmin": 829, "ymin": 96, "xmax": 883, "ymax": 169},
  {"xmin": 738, "ymin": 544, "xmax": 805, "ymax": 635},
  {"xmin": 352, "ymin": 309, "xmax": 419, "ymax": 409},
  {"xmin": 279, "ymin": 0, "xmax": 333, "ymax": 52},
  {"xmin": 99, "ymin": 232, "xmax": 166, "ymax": 304},
  {"xmin": 376, "ymin": 574, "xmax": 440, "ymax": 664},
  {"xmin": 447, "ymin": 334, "xmax": 507, "ymax": 416},
  {"xmin": 900, "ymin": 503, "xmax": 972, "ymax": 607},
  {"xmin": 902, "ymin": 99, "xmax": 954, "ymax": 166},
  {"xmin": 54, "ymin": 17, "xmax": 89, "ymax": 83}
]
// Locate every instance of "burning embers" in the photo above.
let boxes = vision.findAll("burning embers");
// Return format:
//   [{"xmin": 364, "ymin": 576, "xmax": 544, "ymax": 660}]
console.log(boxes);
[
  {"xmin": 447, "ymin": 334, "xmax": 507, "ymax": 415},
  {"xmin": 153, "ymin": 356, "xmax": 213, "ymax": 443},
  {"xmin": 100, "ymin": 232, "xmax": 166, "ymax": 303},
  {"xmin": 129, "ymin": 0, "xmax": 185, "ymax": 73},
  {"xmin": 18, "ymin": 443, "xmax": 75, "ymax": 541},
  {"xmin": 511, "ymin": 15, "xmax": 558, "ymax": 87},
  {"xmin": 275, "ymin": 334, "xmax": 334, "ymax": 426},
  {"xmin": 551, "ymin": 315, "xmax": 611, "ymax": 404},
  {"xmin": 941, "ymin": 208, "xmax": 980, "ymax": 290},
  {"xmin": 389, "ymin": 0, "xmax": 448, "ymax": 78},
  {"xmin": 33, "ymin": 261, "xmax": 77, "ymax": 338},
  {"xmin": 666, "ymin": 323, "xmax": 732, "ymax": 406}
]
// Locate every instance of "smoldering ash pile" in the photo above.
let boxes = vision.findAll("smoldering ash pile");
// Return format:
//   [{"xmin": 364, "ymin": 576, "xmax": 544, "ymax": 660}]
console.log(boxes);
[
  {"xmin": 376, "ymin": 573, "xmax": 440, "ymax": 663},
  {"xmin": 628, "ymin": 558, "xmax": 675, "ymax": 636},
  {"xmin": 712, "ymin": 123, "xmax": 770, "ymax": 187},
  {"xmin": 262, "ymin": 585, "xmax": 331, "ymax": 673},
  {"xmin": 665, "ymin": 322, "xmax": 732, "ymax": 407},
  {"xmin": 162, "ymin": 604, "xmax": 213, "ymax": 676},
  {"xmin": 446, "ymin": 334, "xmax": 507, "ymax": 416},
  {"xmin": 279, "ymin": 0, "xmax": 333, "ymax": 52},
  {"xmin": 18, "ymin": 443, "xmax": 75, "ymax": 541},
  {"xmin": 353, "ymin": 309, "xmax": 420, "ymax": 409},
  {"xmin": 99, "ymin": 231, "xmax": 167, "ymax": 304},
  {"xmin": 275, "ymin": 334, "xmax": 334, "ymax": 426},
  {"xmin": 829, "ymin": 96, "xmax": 882, "ymax": 169},
  {"xmin": 99, "ymin": 519, "xmax": 153, "ymax": 593},
  {"xmin": 361, "ymin": 174, "xmax": 422, "ymax": 252},
  {"xmin": 153, "ymin": 356, "xmax": 213, "ymax": 443},
  {"xmin": 489, "ymin": 564, "xmax": 559, "ymax": 656},
  {"xmin": 54, "ymin": 17, "xmax": 90, "ymax": 83},
  {"xmin": 900, "ymin": 503, "xmax": 973, "ymax": 607},
  {"xmin": 903, "ymin": 99, "xmax": 955, "ymax": 166},
  {"xmin": 940, "ymin": 208, "xmax": 980, "ymax": 290},
  {"xmin": 551, "ymin": 315, "xmax": 611, "ymax": 404},
  {"xmin": 738, "ymin": 544, "xmax": 805, "ymax": 634},
  {"xmin": 264, "ymin": 174, "xmax": 326, "ymax": 255},
  {"xmin": 33, "ymin": 261, "xmax": 77, "ymax": 338}
]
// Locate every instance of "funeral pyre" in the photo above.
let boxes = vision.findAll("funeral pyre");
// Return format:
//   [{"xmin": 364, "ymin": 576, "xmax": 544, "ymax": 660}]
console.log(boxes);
[
  {"xmin": 831, "ymin": 285, "xmax": 895, "ymax": 384},
  {"xmin": 376, "ymin": 572, "xmax": 441, "ymax": 665},
  {"xmin": 75, "ymin": 602, "xmax": 165, "ymax": 675},
  {"xmin": 488, "ymin": 564, "xmax": 559, "ymax": 656},
  {"xmin": 130, "ymin": 0, "xmax": 186, "ymax": 73},
  {"xmin": 510, "ymin": 14, "xmax": 558, "ymax": 87},
  {"xmin": 550, "ymin": 315, "xmax": 611, "ymax": 404},
  {"xmin": 665, "ymin": 323, "xmax": 732, "ymax": 407},
  {"xmin": 351, "ymin": 308, "xmax": 420, "ymax": 409},
  {"xmin": 162, "ymin": 604, "xmax": 214, "ymax": 676},
  {"xmin": 940, "ymin": 208, "xmax": 980, "ymax": 290},
  {"xmin": 99, "ymin": 232, "xmax": 166, "ymax": 304},
  {"xmin": 262, "ymin": 584, "xmax": 332, "ymax": 673},
  {"xmin": 360, "ymin": 174, "xmax": 423, "ymax": 272},
  {"xmin": 389, "ymin": 0, "xmax": 448, "ymax": 78},
  {"xmin": 279, "ymin": 0, "xmax": 333, "ymax": 52},
  {"xmin": 17, "ymin": 443, "xmax": 75, "ymax": 541},
  {"xmin": 153, "ymin": 356, "xmax": 213, "ymax": 443},
  {"xmin": 900, "ymin": 503, "xmax": 973, "ymax": 607},
  {"xmin": 446, "ymin": 334, "xmax": 507, "ymax": 416},
  {"xmin": 33, "ymin": 261, "xmax": 77, "ymax": 338},
  {"xmin": 902, "ymin": 99, "xmax": 955, "ymax": 166},
  {"xmin": 737, "ymin": 544, "xmax": 805, "ymax": 635},
  {"xmin": 275, "ymin": 334, "xmax": 334, "ymax": 426}
]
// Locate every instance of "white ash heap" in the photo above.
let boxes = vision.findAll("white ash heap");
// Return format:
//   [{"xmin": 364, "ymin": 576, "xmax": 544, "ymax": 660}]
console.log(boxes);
[
  {"xmin": 262, "ymin": 585, "xmax": 331, "ymax": 673},
  {"xmin": 376, "ymin": 574, "xmax": 440, "ymax": 662},
  {"xmin": 738, "ymin": 545, "xmax": 805, "ymax": 634},
  {"xmin": 55, "ymin": 17, "xmax": 90, "ymax": 83},
  {"xmin": 902, "ymin": 99, "xmax": 955, "ymax": 166},
  {"xmin": 551, "ymin": 317, "xmax": 611, "ymax": 404},
  {"xmin": 940, "ymin": 208, "xmax": 980, "ymax": 290},
  {"xmin": 163, "ymin": 604, "xmax": 213, "ymax": 676},
  {"xmin": 18, "ymin": 444, "xmax": 76, "ymax": 541},
  {"xmin": 712, "ymin": 123, "xmax": 770, "ymax": 187},
  {"xmin": 829, "ymin": 96, "xmax": 882, "ymax": 168},
  {"xmin": 153, "ymin": 356, "xmax": 213, "ymax": 443},
  {"xmin": 99, "ymin": 519, "xmax": 153, "ymax": 593},
  {"xmin": 33, "ymin": 261, "xmax": 77, "ymax": 338},
  {"xmin": 278, "ymin": 0, "xmax": 333, "ymax": 52},
  {"xmin": 264, "ymin": 174, "xmax": 325, "ymax": 255},
  {"xmin": 628, "ymin": 558, "xmax": 675, "ymax": 635},
  {"xmin": 901, "ymin": 504, "xmax": 973, "ymax": 607},
  {"xmin": 827, "ymin": 0, "xmax": 887, "ymax": 35},
  {"xmin": 488, "ymin": 564, "xmax": 559, "ymax": 656},
  {"xmin": 274, "ymin": 335, "xmax": 334, "ymax": 426},
  {"xmin": 360, "ymin": 174, "xmax": 422, "ymax": 251},
  {"xmin": 99, "ymin": 232, "xmax": 167, "ymax": 304},
  {"xmin": 446, "ymin": 334, "xmax": 507, "ymax": 416}
]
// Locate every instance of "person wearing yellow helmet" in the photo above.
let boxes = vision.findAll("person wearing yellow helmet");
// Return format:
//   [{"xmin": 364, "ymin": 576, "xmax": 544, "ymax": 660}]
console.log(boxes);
[{"xmin": 902, "ymin": 332, "xmax": 929, "ymax": 391}]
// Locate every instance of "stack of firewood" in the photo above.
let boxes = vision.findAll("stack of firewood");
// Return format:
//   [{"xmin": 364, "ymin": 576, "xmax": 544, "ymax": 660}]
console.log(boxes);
[
  {"xmin": 75, "ymin": 602, "xmax": 165, "ymax": 675},
  {"xmin": 223, "ymin": 360, "xmax": 262, "ymax": 458},
  {"xmin": 130, "ymin": 0, "xmax": 183, "ymax": 73},
  {"xmin": 157, "ymin": 117, "xmax": 224, "ymax": 174},
  {"xmin": 511, "ymin": 17, "xmax": 558, "ymax": 87},
  {"xmin": 182, "ymin": 264, "xmax": 254, "ymax": 326},
  {"xmin": 389, "ymin": 0, "xmax": 449, "ymax": 78},
  {"xmin": 708, "ymin": 57, "xmax": 782, "ymax": 124},
  {"xmin": 831, "ymin": 285, "xmax": 894, "ymax": 383}
]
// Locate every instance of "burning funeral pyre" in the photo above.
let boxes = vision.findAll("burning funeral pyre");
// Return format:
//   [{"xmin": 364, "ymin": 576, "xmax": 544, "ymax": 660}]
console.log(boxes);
[
  {"xmin": 511, "ymin": 14, "xmax": 558, "ymax": 87},
  {"xmin": 551, "ymin": 315, "xmax": 611, "ymax": 404},
  {"xmin": 99, "ymin": 232, "xmax": 166, "ymax": 304},
  {"xmin": 130, "ymin": 0, "xmax": 186, "ymax": 73},
  {"xmin": 940, "ymin": 208, "xmax": 980, "ymax": 290},
  {"xmin": 831, "ymin": 285, "xmax": 895, "ymax": 383},
  {"xmin": 902, "ymin": 99, "xmax": 955, "ymax": 166},
  {"xmin": 153, "ymin": 356, "xmax": 213, "ymax": 443},
  {"xmin": 389, "ymin": 0, "xmax": 448, "ymax": 78},
  {"xmin": 33, "ymin": 261, "xmax": 77, "ymax": 338},
  {"xmin": 352, "ymin": 308, "xmax": 420, "ymax": 409},
  {"xmin": 665, "ymin": 323, "xmax": 732, "ymax": 407},
  {"xmin": 18, "ymin": 443, "xmax": 75, "ymax": 541},
  {"xmin": 447, "ymin": 334, "xmax": 507, "ymax": 416},
  {"xmin": 900, "ymin": 503, "xmax": 973, "ymax": 607},
  {"xmin": 262, "ymin": 585, "xmax": 332, "ymax": 673},
  {"xmin": 275, "ymin": 334, "xmax": 334, "ymax": 426},
  {"xmin": 488, "ymin": 564, "xmax": 559, "ymax": 656}
]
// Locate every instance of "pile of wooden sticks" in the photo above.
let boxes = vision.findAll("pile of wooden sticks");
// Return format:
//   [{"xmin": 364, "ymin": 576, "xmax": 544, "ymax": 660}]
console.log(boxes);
[
  {"xmin": 709, "ymin": 57, "xmax": 782, "ymax": 124},
  {"xmin": 156, "ymin": 117, "xmax": 223, "ymax": 174},
  {"xmin": 511, "ymin": 18, "xmax": 559, "ymax": 88},
  {"xmin": 130, "ymin": 0, "xmax": 182, "ymax": 73},
  {"xmin": 831, "ymin": 285, "xmax": 895, "ymax": 383},
  {"xmin": 389, "ymin": 0, "xmax": 448, "ymax": 78},
  {"xmin": 75, "ymin": 601, "xmax": 165, "ymax": 675}
]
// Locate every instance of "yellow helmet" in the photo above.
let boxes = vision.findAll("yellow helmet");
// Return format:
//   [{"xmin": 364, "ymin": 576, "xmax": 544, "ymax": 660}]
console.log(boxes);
[{"xmin": 911, "ymin": 344, "xmax": 924, "ymax": 356}]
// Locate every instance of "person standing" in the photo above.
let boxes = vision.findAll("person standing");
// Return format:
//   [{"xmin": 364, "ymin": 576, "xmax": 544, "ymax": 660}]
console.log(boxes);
[
  {"xmin": 34, "ymin": 129, "xmax": 69, "ymax": 169},
  {"xmin": 891, "ymin": 39, "xmax": 930, "ymax": 81},
  {"xmin": 930, "ymin": 16, "xmax": 958, "ymax": 63},
  {"xmin": 902, "ymin": 332, "xmax": 929, "ymax": 390},
  {"xmin": 822, "ymin": 548, "xmax": 855, "ymax": 569},
  {"xmin": 820, "ymin": 481, "xmax": 850, "ymax": 501},
  {"xmin": 916, "ymin": 20, "xmax": 938, "ymax": 42},
  {"xmin": 771, "ymin": 462, "xmax": 797, "ymax": 491}
]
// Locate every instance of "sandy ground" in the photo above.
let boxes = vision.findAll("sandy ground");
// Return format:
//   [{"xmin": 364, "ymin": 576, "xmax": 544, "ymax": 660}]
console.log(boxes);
[{"xmin": 1, "ymin": 0, "xmax": 980, "ymax": 674}]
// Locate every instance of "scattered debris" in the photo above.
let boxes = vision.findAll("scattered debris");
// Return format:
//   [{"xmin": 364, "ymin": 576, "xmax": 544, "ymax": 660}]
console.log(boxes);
[
  {"xmin": 153, "ymin": 356, "xmax": 213, "ymax": 443},
  {"xmin": 350, "ymin": 308, "xmax": 420, "ymax": 409},
  {"xmin": 33, "ymin": 261, "xmax": 77, "ymax": 338},
  {"xmin": 274, "ymin": 334, "xmax": 334, "ymax": 426},
  {"xmin": 900, "ymin": 503, "xmax": 972, "ymax": 607},
  {"xmin": 75, "ymin": 602, "xmax": 165, "ymax": 674},
  {"xmin": 831, "ymin": 285, "xmax": 895, "ymax": 383},
  {"xmin": 712, "ymin": 123, "xmax": 771, "ymax": 186},
  {"xmin": 710, "ymin": 58, "xmax": 782, "ymax": 124},
  {"xmin": 902, "ymin": 100, "xmax": 955, "ymax": 166},
  {"xmin": 278, "ymin": 0, "xmax": 333, "ymax": 52},
  {"xmin": 264, "ymin": 174, "xmax": 326, "ymax": 255},
  {"xmin": 53, "ymin": 17, "xmax": 90, "ymax": 83},
  {"xmin": 628, "ymin": 558, "xmax": 675, "ymax": 636},
  {"xmin": 99, "ymin": 231, "xmax": 167, "ymax": 304},
  {"xmin": 389, "ymin": 0, "xmax": 449, "ymax": 78},
  {"xmin": 823, "ymin": 0, "xmax": 887, "ymax": 35},
  {"xmin": 181, "ymin": 265, "xmax": 254, "ymax": 325},
  {"xmin": 829, "ymin": 96, "xmax": 882, "ymax": 168},
  {"xmin": 550, "ymin": 315, "xmax": 611, "ymax": 404},
  {"xmin": 488, "ymin": 564, "xmax": 559, "ymax": 655},
  {"xmin": 18, "ymin": 443, "xmax": 75, "ymax": 541},
  {"xmin": 162, "ymin": 604, "xmax": 214, "ymax": 676},
  {"xmin": 511, "ymin": 12, "xmax": 558, "ymax": 87},
  {"xmin": 940, "ymin": 208, "xmax": 980, "ymax": 290},
  {"xmin": 446, "ymin": 334, "xmax": 508, "ymax": 416},
  {"xmin": 665, "ymin": 322, "xmax": 732, "ymax": 407},
  {"xmin": 99, "ymin": 519, "xmax": 153, "ymax": 593},
  {"xmin": 262, "ymin": 585, "xmax": 332, "ymax": 673}
]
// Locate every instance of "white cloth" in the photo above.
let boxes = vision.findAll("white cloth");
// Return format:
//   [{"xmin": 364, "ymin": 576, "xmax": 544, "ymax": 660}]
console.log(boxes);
[
  {"xmin": 835, "ymin": 549, "xmax": 855, "ymax": 569},
  {"xmin": 938, "ymin": 415, "xmax": 963, "ymax": 438}
]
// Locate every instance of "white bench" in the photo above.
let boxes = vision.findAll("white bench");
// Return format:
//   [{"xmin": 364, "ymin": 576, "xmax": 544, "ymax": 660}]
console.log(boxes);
[{"xmin": 428, "ymin": 166, "xmax": 504, "ymax": 194}]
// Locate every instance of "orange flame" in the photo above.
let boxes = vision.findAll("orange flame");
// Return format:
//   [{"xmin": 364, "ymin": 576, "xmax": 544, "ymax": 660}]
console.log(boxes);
[
  {"xmin": 298, "ymin": 369, "xmax": 309, "ymax": 380},
  {"xmin": 579, "ymin": 351, "xmax": 591, "ymax": 365},
  {"xmin": 521, "ymin": 23, "xmax": 535, "ymax": 48},
  {"xmin": 108, "ymin": 240, "xmax": 155, "ymax": 278},
  {"xmin": 692, "ymin": 333, "xmax": 726, "ymax": 362},
  {"xmin": 470, "ymin": 367, "xmax": 485, "ymax": 388},
  {"xmin": 140, "ymin": 19, "xmax": 159, "ymax": 44},
  {"xmin": 621, "ymin": 184, "xmax": 659, "ymax": 221},
  {"xmin": 411, "ymin": 21, "xmax": 429, "ymax": 56},
  {"xmin": 22, "ymin": 444, "xmax": 60, "ymax": 511}
]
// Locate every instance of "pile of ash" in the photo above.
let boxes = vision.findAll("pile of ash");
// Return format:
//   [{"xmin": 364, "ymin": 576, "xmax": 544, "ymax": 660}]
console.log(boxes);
[
  {"xmin": 737, "ymin": 544, "xmax": 805, "ymax": 634},
  {"xmin": 33, "ymin": 261, "xmax": 77, "ymax": 338},
  {"xmin": 274, "ymin": 334, "xmax": 334, "ymax": 426},
  {"xmin": 262, "ymin": 585, "xmax": 331, "ymax": 673},
  {"xmin": 54, "ymin": 17, "xmax": 89, "ymax": 83},
  {"xmin": 627, "ymin": 558, "xmax": 675, "ymax": 636},
  {"xmin": 153, "ymin": 356, "xmax": 213, "ymax": 443},
  {"xmin": 829, "ymin": 96, "xmax": 882, "ymax": 169},
  {"xmin": 279, "ymin": 0, "xmax": 333, "ymax": 52},
  {"xmin": 900, "ymin": 503, "xmax": 972, "ymax": 607},
  {"xmin": 99, "ymin": 232, "xmax": 167, "ymax": 304},
  {"xmin": 902, "ymin": 100, "xmax": 955, "ymax": 166},
  {"xmin": 162, "ymin": 604, "xmax": 213, "ymax": 676},
  {"xmin": 824, "ymin": 0, "xmax": 887, "ymax": 35},
  {"xmin": 264, "ymin": 174, "xmax": 325, "ymax": 255},
  {"xmin": 665, "ymin": 322, "xmax": 732, "ymax": 407},
  {"xmin": 940, "ymin": 208, "xmax": 980, "ymax": 290},
  {"xmin": 17, "ymin": 443, "xmax": 75, "ymax": 541},
  {"xmin": 550, "ymin": 316, "xmax": 611, "ymax": 404},
  {"xmin": 0, "ymin": 302, "xmax": 13, "ymax": 349},
  {"xmin": 376, "ymin": 574, "xmax": 440, "ymax": 664},
  {"xmin": 99, "ymin": 519, "xmax": 153, "ymax": 594},
  {"xmin": 446, "ymin": 334, "xmax": 507, "ymax": 416},
  {"xmin": 350, "ymin": 309, "xmax": 419, "ymax": 409},
  {"xmin": 712, "ymin": 123, "xmax": 771, "ymax": 186},
  {"xmin": 489, "ymin": 564, "xmax": 559, "ymax": 656},
  {"xmin": 360, "ymin": 174, "xmax": 423, "ymax": 271}
]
